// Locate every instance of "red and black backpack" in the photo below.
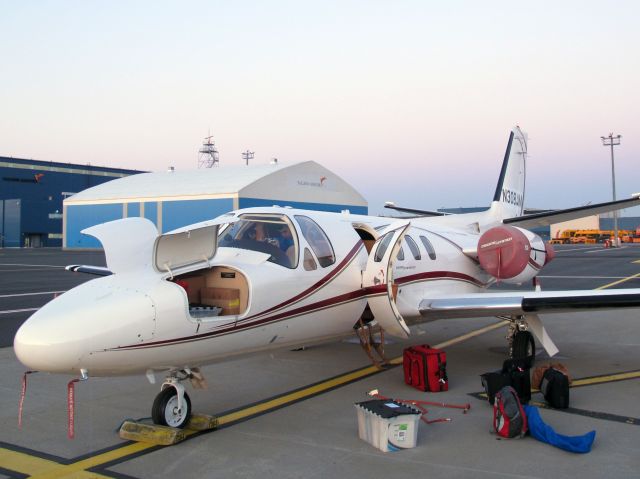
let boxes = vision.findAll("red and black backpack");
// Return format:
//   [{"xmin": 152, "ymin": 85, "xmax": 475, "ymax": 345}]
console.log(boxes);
[{"xmin": 493, "ymin": 385, "xmax": 528, "ymax": 438}]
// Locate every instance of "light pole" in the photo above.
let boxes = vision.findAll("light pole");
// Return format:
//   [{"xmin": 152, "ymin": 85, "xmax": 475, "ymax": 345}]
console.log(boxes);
[{"xmin": 601, "ymin": 133, "xmax": 622, "ymax": 246}]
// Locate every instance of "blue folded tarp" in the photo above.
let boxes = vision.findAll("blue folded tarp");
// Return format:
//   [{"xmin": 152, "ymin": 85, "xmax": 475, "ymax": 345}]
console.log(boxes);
[{"xmin": 523, "ymin": 405, "xmax": 596, "ymax": 453}]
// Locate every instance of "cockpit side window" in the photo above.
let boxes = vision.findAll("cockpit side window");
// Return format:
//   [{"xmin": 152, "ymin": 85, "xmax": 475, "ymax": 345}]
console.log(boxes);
[
  {"xmin": 218, "ymin": 214, "xmax": 298, "ymax": 268},
  {"xmin": 294, "ymin": 215, "xmax": 336, "ymax": 267}
]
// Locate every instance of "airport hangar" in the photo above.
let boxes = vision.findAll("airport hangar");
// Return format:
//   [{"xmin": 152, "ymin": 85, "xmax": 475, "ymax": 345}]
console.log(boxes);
[
  {"xmin": 63, "ymin": 161, "xmax": 368, "ymax": 249},
  {"xmin": 0, "ymin": 156, "xmax": 142, "ymax": 248}
]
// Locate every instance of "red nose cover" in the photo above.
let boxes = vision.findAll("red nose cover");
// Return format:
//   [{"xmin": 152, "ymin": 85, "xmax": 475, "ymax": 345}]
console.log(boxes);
[{"xmin": 477, "ymin": 226, "xmax": 530, "ymax": 279}]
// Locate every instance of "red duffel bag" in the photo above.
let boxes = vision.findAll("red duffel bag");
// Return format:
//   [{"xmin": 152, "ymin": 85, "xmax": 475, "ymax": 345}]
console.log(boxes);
[{"xmin": 403, "ymin": 345, "xmax": 448, "ymax": 392}]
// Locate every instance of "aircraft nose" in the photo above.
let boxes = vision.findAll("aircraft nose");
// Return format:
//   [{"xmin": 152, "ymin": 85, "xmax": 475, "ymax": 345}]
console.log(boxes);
[
  {"xmin": 13, "ymin": 278, "xmax": 156, "ymax": 374},
  {"xmin": 13, "ymin": 315, "xmax": 84, "ymax": 372}
]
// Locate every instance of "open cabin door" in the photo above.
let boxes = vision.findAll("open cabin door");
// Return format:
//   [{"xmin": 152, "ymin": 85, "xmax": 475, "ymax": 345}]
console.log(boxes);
[{"xmin": 363, "ymin": 222, "xmax": 411, "ymax": 338}]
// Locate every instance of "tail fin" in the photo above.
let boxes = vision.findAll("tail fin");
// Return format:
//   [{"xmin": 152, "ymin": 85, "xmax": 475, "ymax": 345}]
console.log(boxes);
[{"xmin": 490, "ymin": 126, "xmax": 527, "ymax": 218}]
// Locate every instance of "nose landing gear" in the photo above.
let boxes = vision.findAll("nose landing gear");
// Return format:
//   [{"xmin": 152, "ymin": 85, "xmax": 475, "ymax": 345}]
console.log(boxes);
[{"xmin": 152, "ymin": 373, "xmax": 192, "ymax": 428}]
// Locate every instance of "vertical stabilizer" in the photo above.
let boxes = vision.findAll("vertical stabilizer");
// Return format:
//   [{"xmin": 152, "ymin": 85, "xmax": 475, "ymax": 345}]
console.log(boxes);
[{"xmin": 491, "ymin": 126, "xmax": 527, "ymax": 219}]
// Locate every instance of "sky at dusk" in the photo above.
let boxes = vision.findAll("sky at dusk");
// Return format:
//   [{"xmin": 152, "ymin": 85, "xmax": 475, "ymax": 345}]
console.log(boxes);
[{"xmin": 2, "ymin": 1, "xmax": 639, "ymax": 215}]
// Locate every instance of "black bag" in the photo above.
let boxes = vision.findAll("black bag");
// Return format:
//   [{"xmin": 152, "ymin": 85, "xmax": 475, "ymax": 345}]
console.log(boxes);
[
  {"xmin": 540, "ymin": 368, "xmax": 570, "ymax": 409},
  {"xmin": 502, "ymin": 359, "xmax": 531, "ymax": 404},
  {"xmin": 480, "ymin": 370, "xmax": 511, "ymax": 404}
]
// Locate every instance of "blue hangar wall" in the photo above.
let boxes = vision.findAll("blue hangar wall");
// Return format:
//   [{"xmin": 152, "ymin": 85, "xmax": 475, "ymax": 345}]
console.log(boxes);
[
  {"xmin": 65, "ymin": 197, "xmax": 366, "ymax": 249},
  {"xmin": 0, "ymin": 157, "xmax": 142, "ymax": 247},
  {"xmin": 65, "ymin": 198, "xmax": 235, "ymax": 249}
]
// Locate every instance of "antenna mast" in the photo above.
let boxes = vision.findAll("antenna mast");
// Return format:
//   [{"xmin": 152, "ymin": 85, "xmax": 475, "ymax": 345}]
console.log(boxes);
[{"xmin": 198, "ymin": 134, "xmax": 220, "ymax": 168}]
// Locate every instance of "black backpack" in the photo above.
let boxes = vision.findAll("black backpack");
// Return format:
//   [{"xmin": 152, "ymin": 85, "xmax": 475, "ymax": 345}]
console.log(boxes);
[{"xmin": 540, "ymin": 368, "xmax": 570, "ymax": 409}]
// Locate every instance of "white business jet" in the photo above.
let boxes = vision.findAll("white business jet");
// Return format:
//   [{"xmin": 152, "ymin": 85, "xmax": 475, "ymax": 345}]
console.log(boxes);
[{"xmin": 14, "ymin": 127, "xmax": 640, "ymax": 428}]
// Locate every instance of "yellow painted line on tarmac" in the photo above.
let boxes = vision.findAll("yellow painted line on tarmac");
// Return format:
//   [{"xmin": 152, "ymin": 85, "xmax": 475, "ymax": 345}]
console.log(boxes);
[
  {"xmin": 2, "ymin": 321, "xmax": 506, "ymax": 478},
  {"xmin": 571, "ymin": 370, "xmax": 640, "ymax": 388},
  {"xmin": 0, "ymin": 448, "xmax": 62, "ymax": 476},
  {"xmin": 29, "ymin": 442, "xmax": 155, "ymax": 479},
  {"xmin": 595, "ymin": 271, "xmax": 640, "ymax": 290}
]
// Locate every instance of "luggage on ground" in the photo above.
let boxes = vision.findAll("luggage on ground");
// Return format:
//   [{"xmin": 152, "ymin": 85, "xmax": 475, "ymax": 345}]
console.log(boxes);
[
  {"xmin": 502, "ymin": 358, "xmax": 531, "ymax": 404},
  {"xmin": 480, "ymin": 358, "xmax": 531, "ymax": 405},
  {"xmin": 493, "ymin": 386, "xmax": 528, "ymax": 438},
  {"xmin": 403, "ymin": 345, "xmax": 448, "ymax": 392},
  {"xmin": 532, "ymin": 362, "xmax": 572, "ymax": 389},
  {"xmin": 540, "ymin": 368, "xmax": 570, "ymax": 409},
  {"xmin": 480, "ymin": 370, "xmax": 511, "ymax": 405}
]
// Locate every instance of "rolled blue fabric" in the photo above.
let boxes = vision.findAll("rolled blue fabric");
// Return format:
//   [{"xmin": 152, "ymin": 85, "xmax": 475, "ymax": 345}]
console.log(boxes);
[{"xmin": 523, "ymin": 405, "xmax": 596, "ymax": 453}]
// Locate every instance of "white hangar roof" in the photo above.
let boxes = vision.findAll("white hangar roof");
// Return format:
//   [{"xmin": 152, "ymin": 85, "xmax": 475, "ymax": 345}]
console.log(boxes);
[{"xmin": 65, "ymin": 161, "xmax": 367, "ymax": 209}]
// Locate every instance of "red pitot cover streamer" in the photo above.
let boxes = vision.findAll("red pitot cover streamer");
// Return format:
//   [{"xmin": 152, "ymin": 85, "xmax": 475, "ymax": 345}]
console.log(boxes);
[
  {"xmin": 18, "ymin": 371, "xmax": 36, "ymax": 429},
  {"xmin": 67, "ymin": 379, "xmax": 80, "ymax": 439}
]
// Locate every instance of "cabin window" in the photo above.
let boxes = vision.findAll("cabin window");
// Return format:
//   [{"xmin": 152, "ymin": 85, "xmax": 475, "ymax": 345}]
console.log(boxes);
[
  {"xmin": 397, "ymin": 246, "xmax": 405, "ymax": 261},
  {"xmin": 294, "ymin": 215, "xmax": 336, "ymax": 267},
  {"xmin": 374, "ymin": 232, "xmax": 393, "ymax": 262},
  {"xmin": 303, "ymin": 248, "xmax": 317, "ymax": 271},
  {"xmin": 405, "ymin": 235, "xmax": 421, "ymax": 260},
  {"xmin": 218, "ymin": 214, "xmax": 298, "ymax": 268},
  {"xmin": 419, "ymin": 235, "xmax": 437, "ymax": 260}
]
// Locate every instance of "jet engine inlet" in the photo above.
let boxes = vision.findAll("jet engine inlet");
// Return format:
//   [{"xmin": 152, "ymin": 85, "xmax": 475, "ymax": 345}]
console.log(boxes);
[{"xmin": 477, "ymin": 225, "xmax": 547, "ymax": 284}]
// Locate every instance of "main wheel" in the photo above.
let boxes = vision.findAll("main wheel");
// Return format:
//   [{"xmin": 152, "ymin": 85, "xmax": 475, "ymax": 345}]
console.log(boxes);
[
  {"xmin": 151, "ymin": 387, "xmax": 192, "ymax": 428},
  {"xmin": 512, "ymin": 330, "xmax": 535, "ymax": 367}
]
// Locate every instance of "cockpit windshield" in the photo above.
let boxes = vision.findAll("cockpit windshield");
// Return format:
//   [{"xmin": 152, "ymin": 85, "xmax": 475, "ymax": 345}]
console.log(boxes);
[{"xmin": 218, "ymin": 214, "xmax": 298, "ymax": 268}]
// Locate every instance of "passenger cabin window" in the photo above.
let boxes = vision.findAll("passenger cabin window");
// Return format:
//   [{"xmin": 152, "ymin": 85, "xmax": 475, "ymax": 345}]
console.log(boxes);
[
  {"xmin": 294, "ymin": 216, "xmax": 336, "ymax": 267},
  {"xmin": 374, "ymin": 233, "xmax": 393, "ymax": 262},
  {"xmin": 419, "ymin": 235, "xmax": 437, "ymax": 260},
  {"xmin": 218, "ymin": 214, "xmax": 298, "ymax": 268},
  {"xmin": 405, "ymin": 235, "xmax": 421, "ymax": 260}
]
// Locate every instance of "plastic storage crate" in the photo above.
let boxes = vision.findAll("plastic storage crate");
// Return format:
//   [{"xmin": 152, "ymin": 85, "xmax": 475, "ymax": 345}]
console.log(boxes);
[{"xmin": 354, "ymin": 399, "xmax": 421, "ymax": 452}]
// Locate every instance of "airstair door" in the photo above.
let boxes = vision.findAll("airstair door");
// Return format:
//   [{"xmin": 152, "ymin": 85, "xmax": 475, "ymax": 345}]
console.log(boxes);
[{"xmin": 362, "ymin": 222, "xmax": 411, "ymax": 338}]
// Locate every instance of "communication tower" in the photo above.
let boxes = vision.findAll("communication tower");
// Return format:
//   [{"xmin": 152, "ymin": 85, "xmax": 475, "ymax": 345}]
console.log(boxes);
[{"xmin": 198, "ymin": 135, "xmax": 220, "ymax": 168}]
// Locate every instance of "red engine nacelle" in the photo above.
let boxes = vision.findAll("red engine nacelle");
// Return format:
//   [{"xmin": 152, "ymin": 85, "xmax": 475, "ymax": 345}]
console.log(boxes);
[{"xmin": 477, "ymin": 225, "xmax": 553, "ymax": 284}]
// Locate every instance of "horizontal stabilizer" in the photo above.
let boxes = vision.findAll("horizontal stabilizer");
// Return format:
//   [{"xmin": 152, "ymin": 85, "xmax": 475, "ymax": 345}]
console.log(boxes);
[
  {"xmin": 504, "ymin": 196, "xmax": 640, "ymax": 229},
  {"xmin": 384, "ymin": 203, "xmax": 447, "ymax": 217},
  {"xmin": 66, "ymin": 265, "xmax": 113, "ymax": 276},
  {"xmin": 419, "ymin": 288, "xmax": 640, "ymax": 319}
]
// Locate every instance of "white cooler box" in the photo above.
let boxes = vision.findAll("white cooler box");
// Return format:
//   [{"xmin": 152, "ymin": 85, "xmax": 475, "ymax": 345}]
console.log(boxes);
[{"xmin": 354, "ymin": 399, "xmax": 421, "ymax": 452}]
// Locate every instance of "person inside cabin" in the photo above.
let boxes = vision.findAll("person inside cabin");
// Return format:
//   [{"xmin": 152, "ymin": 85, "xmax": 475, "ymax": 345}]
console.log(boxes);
[{"xmin": 277, "ymin": 225, "xmax": 294, "ymax": 252}]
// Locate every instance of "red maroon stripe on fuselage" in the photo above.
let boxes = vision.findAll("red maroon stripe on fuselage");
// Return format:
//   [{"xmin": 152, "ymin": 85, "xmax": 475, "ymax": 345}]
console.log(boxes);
[
  {"xmin": 237, "ymin": 240, "xmax": 365, "ymax": 324},
  {"xmin": 112, "ymin": 269, "xmax": 485, "ymax": 351},
  {"xmin": 113, "ymin": 284, "xmax": 387, "ymax": 350},
  {"xmin": 395, "ymin": 270, "xmax": 488, "ymax": 288}
]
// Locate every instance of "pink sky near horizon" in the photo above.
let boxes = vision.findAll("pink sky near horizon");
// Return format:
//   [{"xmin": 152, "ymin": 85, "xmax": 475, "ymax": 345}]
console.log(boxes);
[{"xmin": 2, "ymin": 1, "xmax": 639, "ymax": 215}]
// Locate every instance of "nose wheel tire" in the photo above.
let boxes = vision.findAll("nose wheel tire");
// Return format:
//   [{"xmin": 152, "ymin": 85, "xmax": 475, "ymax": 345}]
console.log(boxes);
[
  {"xmin": 151, "ymin": 387, "xmax": 192, "ymax": 428},
  {"xmin": 512, "ymin": 330, "xmax": 535, "ymax": 367}
]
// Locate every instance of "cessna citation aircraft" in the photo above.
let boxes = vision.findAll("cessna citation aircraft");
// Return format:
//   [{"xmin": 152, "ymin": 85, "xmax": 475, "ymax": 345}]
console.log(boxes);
[{"xmin": 14, "ymin": 127, "xmax": 640, "ymax": 429}]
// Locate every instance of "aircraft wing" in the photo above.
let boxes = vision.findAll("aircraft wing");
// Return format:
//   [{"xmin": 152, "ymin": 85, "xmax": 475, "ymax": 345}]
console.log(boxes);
[
  {"xmin": 504, "ymin": 196, "xmax": 640, "ymax": 228},
  {"xmin": 66, "ymin": 265, "xmax": 113, "ymax": 276},
  {"xmin": 419, "ymin": 288, "xmax": 640, "ymax": 320}
]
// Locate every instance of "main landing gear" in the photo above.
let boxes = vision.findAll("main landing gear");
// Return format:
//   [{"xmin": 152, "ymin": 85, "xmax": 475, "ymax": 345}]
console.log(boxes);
[
  {"xmin": 505, "ymin": 317, "xmax": 536, "ymax": 365},
  {"xmin": 151, "ymin": 368, "xmax": 206, "ymax": 428}
]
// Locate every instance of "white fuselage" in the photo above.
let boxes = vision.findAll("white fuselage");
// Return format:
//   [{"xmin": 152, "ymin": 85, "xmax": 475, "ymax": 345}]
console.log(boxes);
[{"xmin": 14, "ymin": 207, "xmax": 495, "ymax": 376}]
